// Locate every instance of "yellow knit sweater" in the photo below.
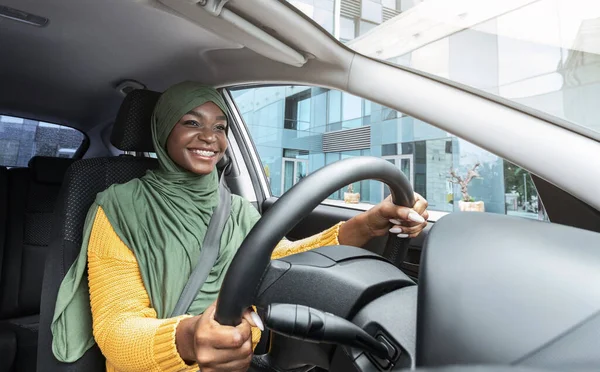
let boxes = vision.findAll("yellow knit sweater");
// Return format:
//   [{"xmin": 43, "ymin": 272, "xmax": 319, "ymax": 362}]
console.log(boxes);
[{"xmin": 87, "ymin": 206, "xmax": 342, "ymax": 372}]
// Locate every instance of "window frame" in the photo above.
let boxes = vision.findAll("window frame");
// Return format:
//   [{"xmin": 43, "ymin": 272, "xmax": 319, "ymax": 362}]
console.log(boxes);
[{"xmin": 222, "ymin": 89, "xmax": 269, "ymax": 207}]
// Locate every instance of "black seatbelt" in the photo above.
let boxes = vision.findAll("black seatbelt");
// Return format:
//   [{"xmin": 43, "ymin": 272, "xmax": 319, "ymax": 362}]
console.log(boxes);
[{"xmin": 170, "ymin": 173, "xmax": 232, "ymax": 317}]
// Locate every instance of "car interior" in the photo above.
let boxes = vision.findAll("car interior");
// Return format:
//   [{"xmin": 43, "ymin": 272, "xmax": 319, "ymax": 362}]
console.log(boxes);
[{"xmin": 1, "ymin": 0, "xmax": 600, "ymax": 371}]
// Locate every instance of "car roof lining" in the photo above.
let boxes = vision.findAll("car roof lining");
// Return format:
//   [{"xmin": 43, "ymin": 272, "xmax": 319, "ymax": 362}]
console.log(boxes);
[{"xmin": 0, "ymin": 0, "xmax": 346, "ymax": 130}]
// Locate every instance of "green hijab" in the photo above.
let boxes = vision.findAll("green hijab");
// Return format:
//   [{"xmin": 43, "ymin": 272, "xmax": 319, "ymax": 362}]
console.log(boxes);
[{"xmin": 51, "ymin": 82, "xmax": 261, "ymax": 362}]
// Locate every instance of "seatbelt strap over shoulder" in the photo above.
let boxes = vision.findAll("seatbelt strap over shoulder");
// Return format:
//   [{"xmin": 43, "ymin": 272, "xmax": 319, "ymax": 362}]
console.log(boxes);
[{"xmin": 170, "ymin": 173, "xmax": 232, "ymax": 317}]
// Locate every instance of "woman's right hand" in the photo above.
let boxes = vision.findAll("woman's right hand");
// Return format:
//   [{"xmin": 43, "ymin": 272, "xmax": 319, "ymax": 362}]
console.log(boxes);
[{"xmin": 176, "ymin": 302, "xmax": 256, "ymax": 372}]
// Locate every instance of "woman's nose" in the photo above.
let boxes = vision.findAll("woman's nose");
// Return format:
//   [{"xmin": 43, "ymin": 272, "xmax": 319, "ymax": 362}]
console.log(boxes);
[{"xmin": 197, "ymin": 128, "xmax": 216, "ymax": 142}]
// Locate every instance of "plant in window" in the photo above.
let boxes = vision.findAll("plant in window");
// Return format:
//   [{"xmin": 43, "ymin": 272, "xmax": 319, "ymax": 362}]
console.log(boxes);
[
  {"xmin": 343, "ymin": 183, "xmax": 360, "ymax": 204},
  {"xmin": 263, "ymin": 164, "xmax": 271, "ymax": 185},
  {"xmin": 448, "ymin": 162, "xmax": 484, "ymax": 212}
]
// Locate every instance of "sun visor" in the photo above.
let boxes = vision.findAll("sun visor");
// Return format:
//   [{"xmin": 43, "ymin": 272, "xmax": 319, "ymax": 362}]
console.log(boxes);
[{"xmin": 158, "ymin": 0, "xmax": 308, "ymax": 67}]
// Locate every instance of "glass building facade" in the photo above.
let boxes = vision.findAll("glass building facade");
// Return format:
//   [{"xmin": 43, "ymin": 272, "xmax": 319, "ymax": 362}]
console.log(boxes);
[
  {"xmin": 0, "ymin": 116, "xmax": 85, "ymax": 167},
  {"xmin": 232, "ymin": 85, "xmax": 514, "ymax": 215}
]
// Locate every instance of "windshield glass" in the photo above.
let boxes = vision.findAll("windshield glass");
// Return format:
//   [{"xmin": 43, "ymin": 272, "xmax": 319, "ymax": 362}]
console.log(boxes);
[{"xmin": 287, "ymin": 0, "xmax": 600, "ymax": 135}]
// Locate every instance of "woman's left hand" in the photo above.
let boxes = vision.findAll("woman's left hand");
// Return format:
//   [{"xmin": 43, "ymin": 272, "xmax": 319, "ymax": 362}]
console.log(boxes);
[
  {"xmin": 363, "ymin": 193, "xmax": 429, "ymax": 239},
  {"xmin": 338, "ymin": 193, "xmax": 428, "ymax": 247}
]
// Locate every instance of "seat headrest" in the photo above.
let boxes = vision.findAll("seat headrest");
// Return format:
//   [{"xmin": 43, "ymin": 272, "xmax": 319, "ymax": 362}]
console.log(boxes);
[
  {"xmin": 28, "ymin": 156, "xmax": 76, "ymax": 184},
  {"xmin": 216, "ymin": 152, "xmax": 231, "ymax": 174},
  {"xmin": 109, "ymin": 88, "xmax": 232, "ymax": 172},
  {"xmin": 111, "ymin": 89, "xmax": 161, "ymax": 152}
]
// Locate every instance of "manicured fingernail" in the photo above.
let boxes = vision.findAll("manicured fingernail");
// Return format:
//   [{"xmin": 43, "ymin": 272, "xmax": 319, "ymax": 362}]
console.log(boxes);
[
  {"xmin": 408, "ymin": 211, "xmax": 425, "ymax": 223},
  {"xmin": 251, "ymin": 311, "xmax": 264, "ymax": 331},
  {"xmin": 397, "ymin": 233, "xmax": 410, "ymax": 238},
  {"xmin": 389, "ymin": 227, "xmax": 403, "ymax": 234},
  {"xmin": 389, "ymin": 219, "xmax": 402, "ymax": 225}
]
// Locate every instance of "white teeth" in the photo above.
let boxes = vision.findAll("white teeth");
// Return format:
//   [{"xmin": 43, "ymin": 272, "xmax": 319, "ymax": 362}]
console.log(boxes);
[{"xmin": 191, "ymin": 149, "xmax": 216, "ymax": 157}]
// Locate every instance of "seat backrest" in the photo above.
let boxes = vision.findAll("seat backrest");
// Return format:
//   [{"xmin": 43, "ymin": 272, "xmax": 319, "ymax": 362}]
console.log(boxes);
[
  {"xmin": 0, "ymin": 166, "xmax": 7, "ymax": 310},
  {"xmin": 0, "ymin": 157, "xmax": 75, "ymax": 320},
  {"xmin": 37, "ymin": 89, "xmax": 161, "ymax": 372}
]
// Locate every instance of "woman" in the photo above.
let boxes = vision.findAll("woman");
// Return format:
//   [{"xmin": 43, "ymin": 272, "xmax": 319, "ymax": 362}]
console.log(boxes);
[{"xmin": 52, "ymin": 82, "xmax": 428, "ymax": 372}]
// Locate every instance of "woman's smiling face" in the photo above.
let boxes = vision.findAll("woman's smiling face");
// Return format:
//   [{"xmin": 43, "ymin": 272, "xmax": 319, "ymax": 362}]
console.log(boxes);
[{"xmin": 166, "ymin": 101, "xmax": 228, "ymax": 175}]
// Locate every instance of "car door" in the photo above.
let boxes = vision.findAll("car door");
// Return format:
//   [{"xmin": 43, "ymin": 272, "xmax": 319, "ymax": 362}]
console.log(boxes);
[{"xmin": 224, "ymin": 85, "xmax": 549, "ymax": 280}]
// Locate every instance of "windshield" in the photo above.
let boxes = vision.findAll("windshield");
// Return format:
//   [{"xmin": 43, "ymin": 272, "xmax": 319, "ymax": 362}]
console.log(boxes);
[{"xmin": 287, "ymin": 0, "xmax": 600, "ymax": 135}]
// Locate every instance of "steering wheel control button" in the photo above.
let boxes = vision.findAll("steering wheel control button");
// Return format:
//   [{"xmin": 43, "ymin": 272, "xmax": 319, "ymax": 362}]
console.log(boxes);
[
  {"xmin": 366, "ymin": 333, "xmax": 400, "ymax": 370},
  {"xmin": 376, "ymin": 334, "xmax": 398, "ymax": 360},
  {"xmin": 370, "ymin": 352, "xmax": 391, "ymax": 370}
]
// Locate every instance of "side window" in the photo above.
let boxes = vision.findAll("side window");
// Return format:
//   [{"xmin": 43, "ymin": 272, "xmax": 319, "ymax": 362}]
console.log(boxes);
[
  {"xmin": 0, "ymin": 115, "xmax": 85, "ymax": 167},
  {"xmin": 229, "ymin": 86, "xmax": 548, "ymax": 221}
]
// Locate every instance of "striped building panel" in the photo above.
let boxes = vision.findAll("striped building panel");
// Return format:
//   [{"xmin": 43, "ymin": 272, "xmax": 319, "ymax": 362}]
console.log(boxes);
[
  {"xmin": 383, "ymin": 7, "xmax": 401, "ymax": 22},
  {"xmin": 341, "ymin": 0, "xmax": 361, "ymax": 19},
  {"xmin": 323, "ymin": 126, "xmax": 371, "ymax": 152}
]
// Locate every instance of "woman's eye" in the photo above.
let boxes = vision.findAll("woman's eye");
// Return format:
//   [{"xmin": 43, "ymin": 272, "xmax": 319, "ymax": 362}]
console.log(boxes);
[
  {"xmin": 216, "ymin": 124, "xmax": 227, "ymax": 131},
  {"xmin": 184, "ymin": 120, "xmax": 200, "ymax": 127}
]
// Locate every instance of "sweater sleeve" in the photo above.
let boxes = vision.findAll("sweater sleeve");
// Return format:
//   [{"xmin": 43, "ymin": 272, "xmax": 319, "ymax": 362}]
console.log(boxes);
[
  {"xmin": 87, "ymin": 206, "xmax": 197, "ymax": 372},
  {"xmin": 233, "ymin": 195, "xmax": 344, "ymax": 261},
  {"xmin": 271, "ymin": 222, "xmax": 343, "ymax": 260}
]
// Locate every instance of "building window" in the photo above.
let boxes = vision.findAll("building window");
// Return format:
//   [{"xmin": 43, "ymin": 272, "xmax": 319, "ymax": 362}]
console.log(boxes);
[
  {"xmin": 325, "ymin": 152, "xmax": 341, "ymax": 199},
  {"xmin": 445, "ymin": 140, "xmax": 453, "ymax": 154},
  {"xmin": 328, "ymin": 90, "xmax": 342, "ymax": 124},
  {"xmin": 283, "ymin": 149, "xmax": 309, "ymax": 158},
  {"xmin": 285, "ymin": 91, "xmax": 312, "ymax": 131},
  {"xmin": 359, "ymin": 20, "xmax": 378, "ymax": 36},
  {"xmin": 282, "ymin": 149, "xmax": 309, "ymax": 193},
  {"xmin": 340, "ymin": 16, "xmax": 356, "ymax": 41},
  {"xmin": 382, "ymin": 154, "xmax": 414, "ymax": 199},
  {"xmin": 381, "ymin": 143, "xmax": 397, "ymax": 156},
  {"xmin": 342, "ymin": 92, "xmax": 363, "ymax": 122},
  {"xmin": 382, "ymin": 107, "xmax": 399, "ymax": 121},
  {"xmin": 401, "ymin": 142, "xmax": 414, "ymax": 154},
  {"xmin": 414, "ymin": 141, "xmax": 427, "ymax": 197},
  {"xmin": 361, "ymin": 0, "xmax": 383, "ymax": 23},
  {"xmin": 382, "ymin": 0, "xmax": 397, "ymax": 10}
]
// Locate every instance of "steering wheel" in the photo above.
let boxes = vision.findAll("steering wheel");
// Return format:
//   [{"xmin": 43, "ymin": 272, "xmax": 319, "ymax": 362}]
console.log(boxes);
[{"xmin": 215, "ymin": 156, "xmax": 414, "ymax": 326}]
